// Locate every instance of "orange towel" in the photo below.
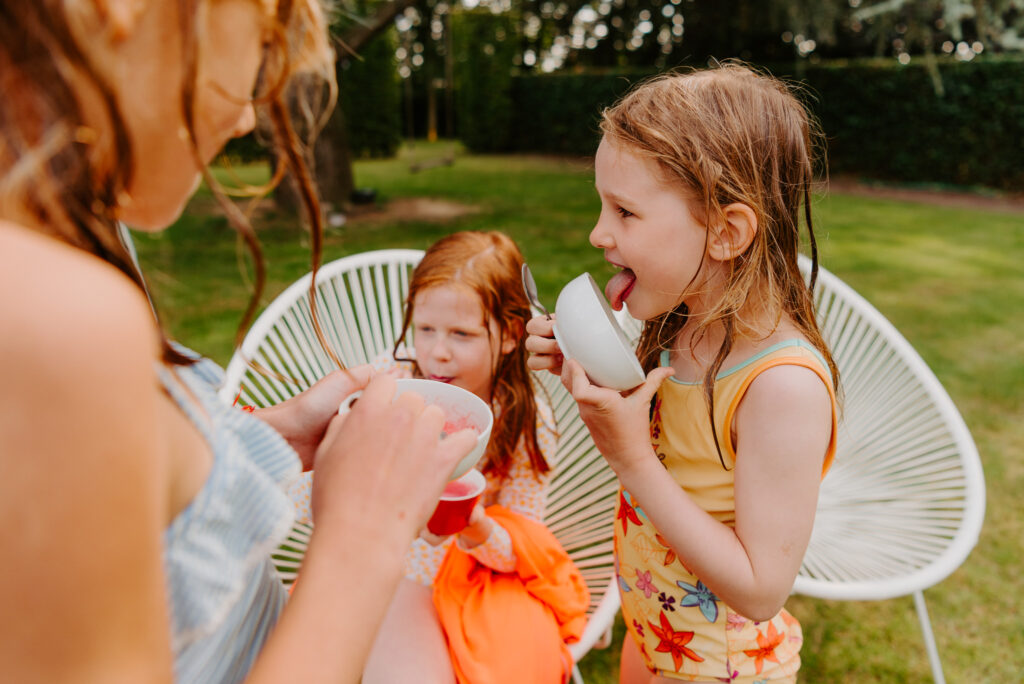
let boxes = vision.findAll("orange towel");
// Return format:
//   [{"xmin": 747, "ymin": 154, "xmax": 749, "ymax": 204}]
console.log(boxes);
[{"xmin": 433, "ymin": 505, "xmax": 591, "ymax": 684}]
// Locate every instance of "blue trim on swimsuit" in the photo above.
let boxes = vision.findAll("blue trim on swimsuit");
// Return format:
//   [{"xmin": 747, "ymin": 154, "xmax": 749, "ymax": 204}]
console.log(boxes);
[{"xmin": 661, "ymin": 339, "xmax": 828, "ymax": 385}]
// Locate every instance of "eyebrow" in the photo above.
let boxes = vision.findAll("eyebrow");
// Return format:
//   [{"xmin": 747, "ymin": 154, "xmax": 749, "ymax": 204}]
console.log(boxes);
[{"xmin": 596, "ymin": 186, "xmax": 634, "ymax": 206}]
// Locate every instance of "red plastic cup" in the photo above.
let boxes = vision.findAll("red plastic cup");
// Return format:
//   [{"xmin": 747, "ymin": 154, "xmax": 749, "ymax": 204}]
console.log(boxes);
[{"xmin": 427, "ymin": 468, "xmax": 486, "ymax": 536}]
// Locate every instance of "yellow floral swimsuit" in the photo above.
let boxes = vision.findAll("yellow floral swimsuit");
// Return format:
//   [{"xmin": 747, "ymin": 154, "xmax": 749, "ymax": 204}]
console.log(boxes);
[{"xmin": 615, "ymin": 341, "xmax": 837, "ymax": 683}]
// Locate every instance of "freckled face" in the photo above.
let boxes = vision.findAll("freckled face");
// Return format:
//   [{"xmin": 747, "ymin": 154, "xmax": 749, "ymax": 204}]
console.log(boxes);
[
  {"xmin": 589, "ymin": 137, "xmax": 711, "ymax": 321},
  {"xmin": 412, "ymin": 285, "xmax": 511, "ymax": 403}
]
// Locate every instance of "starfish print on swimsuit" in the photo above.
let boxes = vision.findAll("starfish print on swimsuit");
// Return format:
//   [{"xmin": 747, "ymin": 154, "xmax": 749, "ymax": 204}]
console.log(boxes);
[
  {"xmin": 743, "ymin": 622, "xmax": 785, "ymax": 675},
  {"xmin": 617, "ymin": 491, "xmax": 642, "ymax": 533},
  {"xmin": 646, "ymin": 610, "xmax": 704, "ymax": 672}
]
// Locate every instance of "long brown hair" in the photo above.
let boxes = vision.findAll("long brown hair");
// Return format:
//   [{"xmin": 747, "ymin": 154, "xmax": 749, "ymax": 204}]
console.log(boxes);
[
  {"xmin": 0, "ymin": 0, "xmax": 333, "ymax": 365},
  {"xmin": 600, "ymin": 63, "xmax": 840, "ymax": 465},
  {"xmin": 394, "ymin": 231, "xmax": 549, "ymax": 481}
]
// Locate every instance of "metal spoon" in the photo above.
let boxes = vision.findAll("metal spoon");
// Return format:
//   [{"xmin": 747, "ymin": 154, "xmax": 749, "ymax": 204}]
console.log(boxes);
[{"xmin": 521, "ymin": 263, "xmax": 552, "ymax": 320}]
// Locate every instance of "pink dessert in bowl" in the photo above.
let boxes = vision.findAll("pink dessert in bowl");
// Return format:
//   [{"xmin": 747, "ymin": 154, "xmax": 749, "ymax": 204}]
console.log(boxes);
[{"xmin": 339, "ymin": 378, "xmax": 493, "ymax": 480}]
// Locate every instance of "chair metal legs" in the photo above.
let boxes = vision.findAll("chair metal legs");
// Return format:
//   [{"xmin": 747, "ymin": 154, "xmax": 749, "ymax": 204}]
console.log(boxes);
[{"xmin": 913, "ymin": 590, "xmax": 946, "ymax": 684}]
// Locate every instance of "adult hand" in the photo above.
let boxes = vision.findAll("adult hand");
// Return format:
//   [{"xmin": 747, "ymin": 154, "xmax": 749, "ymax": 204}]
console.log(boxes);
[
  {"xmin": 254, "ymin": 366, "xmax": 375, "ymax": 471},
  {"xmin": 562, "ymin": 358, "xmax": 674, "ymax": 477},
  {"xmin": 525, "ymin": 314, "xmax": 563, "ymax": 376},
  {"xmin": 309, "ymin": 374, "xmax": 477, "ymax": 547}
]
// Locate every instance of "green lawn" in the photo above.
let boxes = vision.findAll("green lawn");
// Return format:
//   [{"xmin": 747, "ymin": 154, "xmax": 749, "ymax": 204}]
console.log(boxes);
[{"xmin": 135, "ymin": 142, "xmax": 1023, "ymax": 683}]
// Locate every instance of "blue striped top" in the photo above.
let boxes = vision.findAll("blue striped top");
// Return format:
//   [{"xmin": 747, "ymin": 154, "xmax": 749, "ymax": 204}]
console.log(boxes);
[{"xmin": 159, "ymin": 349, "xmax": 301, "ymax": 683}]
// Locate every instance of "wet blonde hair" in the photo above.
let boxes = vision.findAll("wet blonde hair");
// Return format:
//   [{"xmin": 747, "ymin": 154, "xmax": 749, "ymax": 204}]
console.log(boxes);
[
  {"xmin": 600, "ymin": 63, "xmax": 839, "ymax": 465},
  {"xmin": 0, "ymin": 0, "xmax": 334, "ymax": 364}
]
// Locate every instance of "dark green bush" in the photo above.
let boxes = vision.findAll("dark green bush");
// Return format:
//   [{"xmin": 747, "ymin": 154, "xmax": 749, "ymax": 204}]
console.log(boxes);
[
  {"xmin": 453, "ymin": 11, "xmax": 518, "ymax": 152},
  {"xmin": 339, "ymin": 28, "xmax": 403, "ymax": 159},
  {"xmin": 791, "ymin": 57, "xmax": 1024, "ymax": 191},
  {"xmin": 221, "ymin": 132, "xmax": 269, "ymax": 163},
  {"xmin": 497, "ymin": 57, "xmax": 1024, "ymax": 191},
  {"xmin": 510, "ymin": 71, "xmax": 649, "ymax": 156}
]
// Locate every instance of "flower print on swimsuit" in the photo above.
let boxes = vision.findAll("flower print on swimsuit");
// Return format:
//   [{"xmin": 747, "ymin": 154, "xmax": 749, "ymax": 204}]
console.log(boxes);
[
  {"xmin": 647, "ymin": 611, "xmax": 704, "ymax": 672},
  {"xmin": 743, "ymin": 622, "xmax": 785, "ymax": 676},
  {"xmin": 635, "ymin": 568, "xmax": 657, "ymax": 598},
  {"xmin": 617, "ymin": 491, "xmax": 643, "ymax": 533},
  {"xmin": 726, "ymin": 612, "xmax": 748, "ymax": 632},
  {"xmin": 677, "ymin": 579, "xmax": 719, "ymax": 623}
]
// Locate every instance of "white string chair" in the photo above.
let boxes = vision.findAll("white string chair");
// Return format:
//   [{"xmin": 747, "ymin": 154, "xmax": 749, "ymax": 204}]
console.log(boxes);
[
  {"xmin": 219, "ymin": 249, "xmax": 620, "ymax": 684},
  {"xmin": 615, "ymin": 255, "xmax": 985, "ymax": 684},
  {"xmin": 794, "ymin": 255, "xmax": 984, "ymax": 684}
]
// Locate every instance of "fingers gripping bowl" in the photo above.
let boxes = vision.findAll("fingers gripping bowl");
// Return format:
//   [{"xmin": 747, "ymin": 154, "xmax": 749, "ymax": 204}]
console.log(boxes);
[
  {"xmin": 339, "ymin": 378, "xmax": 493, "ymax": 480},
  {"xmin": 553, "ymin": 273, "xmax": 645, "ymax": 391}
]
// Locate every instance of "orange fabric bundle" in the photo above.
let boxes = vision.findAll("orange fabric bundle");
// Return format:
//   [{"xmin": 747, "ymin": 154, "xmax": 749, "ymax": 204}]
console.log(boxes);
[{"xmin": 432, "ymin": 505, "xmax": 591, "ymax": 684}]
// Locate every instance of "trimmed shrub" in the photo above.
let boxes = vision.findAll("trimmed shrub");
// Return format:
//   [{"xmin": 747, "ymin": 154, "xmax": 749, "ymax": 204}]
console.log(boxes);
[
  {"xmin": 789, "ymin": 57, "xmax": 1024, "ymax": 191},
  {"xmin": 453, "ymin": 11, "xmax": 518, "ymax": 152},
  {"xmin": 339, "ymin": 28, "xmax": 403, "ymax": 159},
  {"xmin": 510, "ymin": 71, "xmax": 649, "ymax": 157},
  {"xmin": 498, "ymin": 57, "xmax": 1024, "ymax": 191}
]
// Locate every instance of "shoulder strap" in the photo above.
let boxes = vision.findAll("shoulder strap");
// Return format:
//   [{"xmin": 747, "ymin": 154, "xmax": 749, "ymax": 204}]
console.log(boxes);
[{"xmin": 721, "ymin": 355, "xmax": 837, "ymax": 478}]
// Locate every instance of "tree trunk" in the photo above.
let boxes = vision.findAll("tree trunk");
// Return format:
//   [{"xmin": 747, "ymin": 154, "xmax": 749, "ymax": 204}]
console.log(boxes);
[{"xmin": 273, "ymin": 0, "xmax": 418, "ymax": 214}]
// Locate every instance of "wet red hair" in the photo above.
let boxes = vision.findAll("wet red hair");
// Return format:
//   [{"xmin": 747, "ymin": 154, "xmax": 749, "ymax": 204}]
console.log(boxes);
[{"xmin": 394, "ymin": 231, "xmax": 549, "ymax": 481}]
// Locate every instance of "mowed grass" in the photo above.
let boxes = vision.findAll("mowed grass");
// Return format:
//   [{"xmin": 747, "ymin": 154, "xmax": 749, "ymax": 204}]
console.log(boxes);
[{"xmin": 134, "ymin": 142, "xmax": 1023, "ymax": 683}]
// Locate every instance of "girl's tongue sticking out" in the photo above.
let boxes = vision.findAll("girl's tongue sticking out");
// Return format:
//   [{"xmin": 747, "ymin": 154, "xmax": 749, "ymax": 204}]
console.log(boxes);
[{"xmin": 605, "ymin": 268, "xmax": 636, "ymax": 311}]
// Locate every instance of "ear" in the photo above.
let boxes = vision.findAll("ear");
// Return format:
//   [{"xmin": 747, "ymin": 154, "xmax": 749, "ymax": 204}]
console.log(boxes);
[
  {"xmin": 708, "ymin": 203, "xmax": 757, "ymax": 262},
  {"xmin": 499, "ymin": 320, "xmax": 522, "ymax": 356}
]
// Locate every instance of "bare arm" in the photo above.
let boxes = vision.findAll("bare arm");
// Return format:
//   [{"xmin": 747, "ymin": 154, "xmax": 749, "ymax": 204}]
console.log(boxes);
[
  {"xmin": 245, "ymin": 376, "xmax": 476, "ymax": 683},
  {"xmin": 0, "ymin": 228, "xmax": 478, "ymax": 683},
  {"xmin": 0, "ymin": 233, "xmax": 173, "ymax": 682},
  {"xmin": 564, "ymin": 358, "xmax": 831, "ymax": 620},
  {"xmin": 254, "ymin": 366, "xmax": 375, "ymax": 470}
]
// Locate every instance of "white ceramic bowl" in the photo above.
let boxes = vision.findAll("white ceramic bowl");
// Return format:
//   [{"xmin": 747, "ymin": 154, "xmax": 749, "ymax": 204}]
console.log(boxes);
[
  {"xmin": 340, "ymin": 378, "xmax": 493, "ymax": 480},
  {"xmin": 553, "ymin": 273, "xmax": 645, "ymax": 391}
]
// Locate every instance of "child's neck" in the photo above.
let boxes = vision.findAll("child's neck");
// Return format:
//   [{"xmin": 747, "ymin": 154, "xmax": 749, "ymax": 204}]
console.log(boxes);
[{"xmin": 668, "ymin": 309, "xmax": 801, "ymax": 383}]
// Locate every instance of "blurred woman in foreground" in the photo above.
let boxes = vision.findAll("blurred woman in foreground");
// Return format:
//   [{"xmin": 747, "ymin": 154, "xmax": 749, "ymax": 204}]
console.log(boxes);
[{"xmin": 0, "ymin": 1, "xmax": 476, "ymax": 681}]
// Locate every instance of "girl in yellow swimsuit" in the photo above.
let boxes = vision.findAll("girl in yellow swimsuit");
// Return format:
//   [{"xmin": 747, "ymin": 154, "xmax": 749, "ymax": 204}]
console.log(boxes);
[{"xmin": 527, "ymin": 64, "xmax": 839, "ymax": 683}]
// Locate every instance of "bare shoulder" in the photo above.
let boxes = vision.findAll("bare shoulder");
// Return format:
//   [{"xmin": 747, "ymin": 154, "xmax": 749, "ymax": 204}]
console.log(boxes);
[
  {"xmin": 736, "ymin": 355, "xmax": 833, "ymax": 468},
  {"xmin": 0, "ymin": 223, "xmax": 158, "ymax": 368},
  {"xmin": 0, "ymin": 222, "xmax": 162, "ymax": 470},
  {"xmin": 744, "ymin": 361, "xmax": 831, "ymax": 413},
  {"xmin": 0, "ymin": 223, "xmax": 173, "ymax": 679}
]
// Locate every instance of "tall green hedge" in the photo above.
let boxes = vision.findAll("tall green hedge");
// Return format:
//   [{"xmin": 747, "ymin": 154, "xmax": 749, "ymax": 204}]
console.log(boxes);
[
  {"xmin": 510, "ymin": 72, "xmax": 646, "ymax": 156},
  {"xmin": 339, "ymin": 28, "xmax": 402, "ymax": 159},
  {"xmin": 453, "ymin": 11, "xmax": 518, "ymax": 152},
  {"xmin": 792, "ymin": 57, "xmax": 1024, "ymax": 191},
  {"xmin": 498, "ymin": 57, "xmax": 1024, "ymax": 191}
]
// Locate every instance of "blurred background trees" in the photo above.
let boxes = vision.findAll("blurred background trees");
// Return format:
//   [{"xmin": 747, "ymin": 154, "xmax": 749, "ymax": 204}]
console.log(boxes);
[{"xmin": 234, "ymin": 0, "xmax": 1024, "ymax": 209}]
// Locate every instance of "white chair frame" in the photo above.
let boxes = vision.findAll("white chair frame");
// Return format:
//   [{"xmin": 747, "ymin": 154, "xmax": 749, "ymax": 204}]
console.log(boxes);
[
  {"xmin": 222, "ymin": 250, "xmax": 984, "ymax": 684},
  {"xmin": 792, "ymin": 255, "xmax": 985, "ymax": 684},
  {"xmin": 220, "ymin": 249, "xmax": 619, "ymax": 683}
]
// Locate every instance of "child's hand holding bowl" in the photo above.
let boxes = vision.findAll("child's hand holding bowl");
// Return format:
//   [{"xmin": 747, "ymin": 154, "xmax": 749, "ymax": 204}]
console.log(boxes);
[{"xmin": 528, "ymin": 273, "xmax": 645, "ymax": 392}]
